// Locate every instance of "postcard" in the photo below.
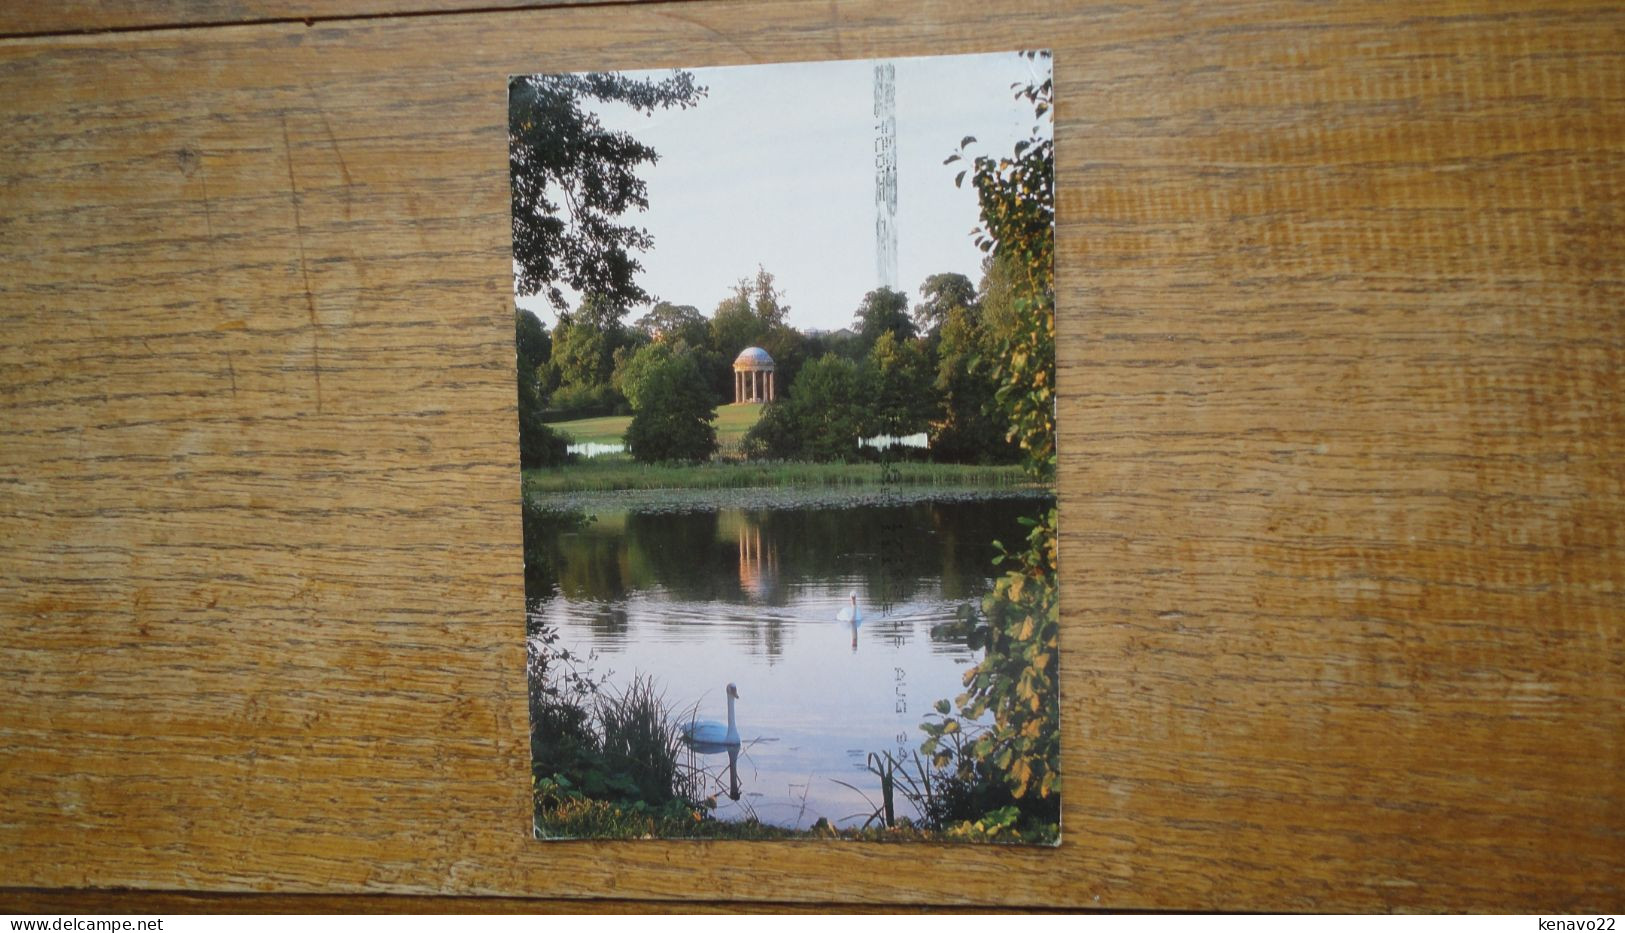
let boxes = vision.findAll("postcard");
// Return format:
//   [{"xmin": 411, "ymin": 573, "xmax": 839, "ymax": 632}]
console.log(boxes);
[{"xmin": 512, "ymin": 50, "xmax": 1058, "ymax": 843}]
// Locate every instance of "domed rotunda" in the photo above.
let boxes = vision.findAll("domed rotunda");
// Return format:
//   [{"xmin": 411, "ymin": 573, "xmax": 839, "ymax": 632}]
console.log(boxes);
[{"xmin": 732, "ymin": 347, "xmax": 776, "ymax": 404}]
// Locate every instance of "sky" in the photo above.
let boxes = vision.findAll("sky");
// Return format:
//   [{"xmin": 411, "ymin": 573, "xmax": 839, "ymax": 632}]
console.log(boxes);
[{"xmin": 513, "ymin": 51, "xmax": 1052, "ymax": 334}]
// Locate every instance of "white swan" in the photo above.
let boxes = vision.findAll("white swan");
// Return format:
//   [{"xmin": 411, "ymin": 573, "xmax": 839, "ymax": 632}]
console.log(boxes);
[
  {"xmin": 682, "ymin": 683, "xmax": 740, "ymax": 747},
  {"xmin": 836, "ymin": 591, "xmax": 862, "ymax": 624}
]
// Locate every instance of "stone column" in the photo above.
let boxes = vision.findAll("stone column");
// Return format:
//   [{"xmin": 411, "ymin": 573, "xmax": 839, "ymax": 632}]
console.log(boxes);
[
  {"xmin": 735, "ymin": 371, "xmax": 742, "ymax": 404},
  {"xmin": 767, "ymin": 371, "xmax": 775, "ymax": 401}
]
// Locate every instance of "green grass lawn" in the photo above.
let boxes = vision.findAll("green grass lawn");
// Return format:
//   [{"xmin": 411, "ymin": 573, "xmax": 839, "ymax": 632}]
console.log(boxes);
[
  {"xmin": 550, "ymin": 404, "xmax": 764, "ymax": 452},
  {"xmin": 712, "ymin": 403, "xmax": 764, "ymax": 453},
  {"xmin": 537, "ymin": 406, "xmax": 1032, "ymax": 497},
  {"xmin": 549, "ymin": 413, "xmax": 631, "ymax": 446}
]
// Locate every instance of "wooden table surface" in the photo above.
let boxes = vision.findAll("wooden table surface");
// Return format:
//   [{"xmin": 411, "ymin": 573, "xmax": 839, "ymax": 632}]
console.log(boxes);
[{"xmin": 1, "ymin": 0, "xmax": 1620, "ymax": 913}]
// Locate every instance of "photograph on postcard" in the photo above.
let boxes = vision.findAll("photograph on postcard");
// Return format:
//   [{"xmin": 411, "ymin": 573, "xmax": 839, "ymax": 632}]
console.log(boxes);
[{"xmin": 511, "ymin": 50, "xmax": 1058, "ymax": 842}]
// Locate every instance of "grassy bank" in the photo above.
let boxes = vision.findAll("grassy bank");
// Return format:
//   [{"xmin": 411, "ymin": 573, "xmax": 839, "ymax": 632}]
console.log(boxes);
[
  {"xmin": 551, "ymin": 405, "xmax": 764, "ymax": 454},
  {"xmin": 551, "ymin": 414, "xmax": 630, "ymax": 446},
  {"xmin": 712, "ymin": 404, "xmax": 764, "ymax": 453},
  {"xmin": 524, "ymin": 458, "xmax": 1031, "ymax": 495}
]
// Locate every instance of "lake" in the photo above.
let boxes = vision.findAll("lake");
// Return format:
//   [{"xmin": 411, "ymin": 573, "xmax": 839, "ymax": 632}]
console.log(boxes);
[{"xmin": 524, "ymin": 493, "xmax": 1052, "ymax": 830}]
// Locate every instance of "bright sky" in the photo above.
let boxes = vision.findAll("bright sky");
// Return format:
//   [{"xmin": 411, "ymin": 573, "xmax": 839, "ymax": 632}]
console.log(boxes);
[{"xmin": 514, "ymin": 51, "xmax": 1052, "ymax": 333}]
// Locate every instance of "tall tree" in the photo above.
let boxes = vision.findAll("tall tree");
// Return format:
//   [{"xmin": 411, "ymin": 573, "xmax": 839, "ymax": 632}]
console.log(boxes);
[
  {"xmin": 751, "ymin": 266, "xmax": 790, "ymax": 330},
  {"xmin": 853, "ymin": 287, "xmax": 915, "ymax": 348},
  {"xmin": 708, "ymin": 267, "xmax": 790, "ymax": 355},
  {"xmin": 515, "ymin": 307, "xmax": 552, "ymax": 378},
  {"xmin": 624, "ymin": 354, "xmax": 719, "ymax": 463},
  {"xmin": 551, "ymin": 313, "xmax": 615, "ymax": 389},
  {"xmin": 758, "ymin": 324, "xmax": 809, "ymax": 394},
  {"xmin": 515, "ymin": 308, "xmax": 567, "ymax": 468},
  {"xmin": 573, "ymin": 291, "xmax": 627, "ymax": 334},
  {"xmin": 509, "ymin": 71, "xmax": 705, "ymax": 314},
  {"xmin": 708, "ymin": 279, "xmax": 765, "ymax": 353},
  {"xmin": 867, "ymin": 331, "xmax": 935, "ymax": 438},
  {"xmin": 612, "ymin": 341, "xmax": 674, "ymax": 412},
  {"xmin": 913, "ymin": 272, "xmax": 977, "ymax": 335},
  {"xmin": 636, "ymin": 301, "xmax": 707, "ymax": 347},
  {"xmin": 946, "ymin": 53, "xmax": 1055, "ymax": 479},
  {"xmin": 931, "ymin": 303, "xmax": 1019, "ymax": 464}
]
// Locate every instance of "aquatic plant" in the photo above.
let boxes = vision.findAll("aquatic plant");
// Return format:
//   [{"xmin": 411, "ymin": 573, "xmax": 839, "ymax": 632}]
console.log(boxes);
[{"xmin": 595, "ymin": 674, "xmax": 698, "ymax": 806}]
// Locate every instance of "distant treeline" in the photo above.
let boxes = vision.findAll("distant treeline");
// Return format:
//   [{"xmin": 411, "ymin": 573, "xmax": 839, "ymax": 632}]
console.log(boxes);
[{"xmin": 516, "ymin": 261, "xmax": 1029, "ymax": 467}]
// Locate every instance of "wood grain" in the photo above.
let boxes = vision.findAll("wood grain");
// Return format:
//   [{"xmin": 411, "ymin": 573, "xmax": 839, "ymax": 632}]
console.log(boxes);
[
  {"xmin": 1, "ymin": 0, "xmax": 1620, "ymax": 912},
  {"xmin": 0, "ymin": 889, "xmax": 1053, "ymax": 914},
  {"xmin": 0, "ymin": 1, "xmax": 671, "ymax": 39}
]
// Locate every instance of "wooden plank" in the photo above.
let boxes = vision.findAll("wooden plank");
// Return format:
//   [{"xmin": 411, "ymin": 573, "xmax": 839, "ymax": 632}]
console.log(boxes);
[
  {"xmin": 0, "ymin": 889, "xmax": 1052, "ymax": 914},
  {"xmin": 0, "ymin": 1, "xmax": 671, "ymax": 39},
  {"xmin": 0, "ymin": 0, "xmax": 1620, "ymax": 912}
]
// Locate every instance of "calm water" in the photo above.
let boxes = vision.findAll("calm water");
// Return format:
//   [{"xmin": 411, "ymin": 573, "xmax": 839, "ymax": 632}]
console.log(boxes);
[{"xmin": 525, "ymin": 495, "xmax": 1050, "ymax": 830}]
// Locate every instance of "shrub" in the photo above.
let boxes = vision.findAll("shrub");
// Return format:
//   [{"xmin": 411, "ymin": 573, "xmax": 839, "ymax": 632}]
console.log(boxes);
[
  {"xmin": 921, "ymin": 507, "xmax": 1061, "ymax": 806},
  {"xmin": 612, "ymin": 341, "xmax": 673, "ymax": 412},
  {"xmin": 739, "ymin": 354, "xmax": 870, "ymax": 462},
  {"xmin": 518, "ymin": 374, "xmax": 569, "ymax": 468},
  {"xmin": 739, "ymin": 401, "xmax": 800, "ymax": 460},
  {"xmin": 625, "ymin": 355, "xmax": 718, "ymax": 463}
]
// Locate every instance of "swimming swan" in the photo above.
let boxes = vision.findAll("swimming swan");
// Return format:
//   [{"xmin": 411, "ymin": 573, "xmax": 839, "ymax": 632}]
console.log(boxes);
[
  {"xmin": 836, "ymin": 591, "xmax": 862, "ymax": 624},
  {"xmin": 682, "ymin": 683, "xmax": 740, "ymax": 747}
]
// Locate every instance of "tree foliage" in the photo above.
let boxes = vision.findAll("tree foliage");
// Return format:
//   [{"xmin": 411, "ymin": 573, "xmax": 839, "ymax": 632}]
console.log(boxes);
[
  {"xmin": 913, "ymin": 272, "xmax": 976, "ymax": 336},
  {"xmin": 758, "ymin": 324, "xmax": 809, "ymax": 394},
  {"xmin": 853, "ymin": 286, "xmax": 916, "ymax": 349},
  {"xmin": 515, "ymin": 311, "xmax": 568, "ymax": 468},
  {"xmin": 921, "ymin": 508, "xmax": 1059, "ymax": 803},
  {"xmin": 867, "ymin": 331, "xmax": 934, "ymax": 438},
  {"xmin": 945, "ymin": 53, "xmax": 1055, "ymax": 481},
  {"xmin": 625, "ymin": 354, "xmax": 718, "ymax": 463},
  {"xmin": 551, "ymin": 313, "xmax": 616, "ymax": 390},
  {"xmin": 708, "ymin": 284, "xmax": 764, "ymax": 357},
  {"xmin": 516, "ymin": 307, "xmax": 552, "ymax": 377},
  {"xmin": 741, "ymin": 354, "xmax": 870, "ymax": 462},
  {"xmin": 931, "ymin": 303, "xmax": 1020, "ymax": 464},
  {"xmin": 613, "ymin": 341, "xmax": 673, "ymax": 412},
  {"xmin": 636, "ymin": 301, "xmax": 707, "ymax": 348},
  {"xmin": 750, "ymin": 266, "xmax": 790, "ymax": 330},
  {"xmin": 708, "ymin": 266, "xmax": 789, "ymax": 356},
  {"xmin": 924, "ymin": 52, "xmax": 1059, "ymax": 814},
  {"xmin": 509, "ymin": 71, "xmax": 705, "ymax": 314}
]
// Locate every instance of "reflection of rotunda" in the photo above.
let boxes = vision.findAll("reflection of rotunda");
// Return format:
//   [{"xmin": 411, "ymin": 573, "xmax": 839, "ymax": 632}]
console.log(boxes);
[
  {"xmin": 732, "ymin": 347, "xmax": 776, "ymax": 404},
  {"xmin": 736, "ymin": 517, "xmax": 778, "ymax": 600}
]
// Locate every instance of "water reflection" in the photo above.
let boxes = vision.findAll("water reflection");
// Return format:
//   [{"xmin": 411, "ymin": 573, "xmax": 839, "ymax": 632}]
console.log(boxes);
[
  {"xmin": 858, "ymin": 432, "xmax": 928, "ymax": 451},
  {"xmin": 566, "ymin": 441, "xmax": 625, "ymax": 457},
  {"xmin": 532, "ymin": 499, "xmax": 1038, "ymax": 612},
  {"xmin": 737, "ymin": 519, "xmax": 778, "ymax": 600},
  {"xmin": 525, "ymin": 495, "xmax": 1053, "ymax": 828}
]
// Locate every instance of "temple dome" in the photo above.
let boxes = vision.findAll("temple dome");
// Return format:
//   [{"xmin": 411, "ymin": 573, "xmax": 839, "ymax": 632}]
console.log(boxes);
[{"xmin": 733, "ymin": 347, "xmax": 775, "ymax": 370}]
